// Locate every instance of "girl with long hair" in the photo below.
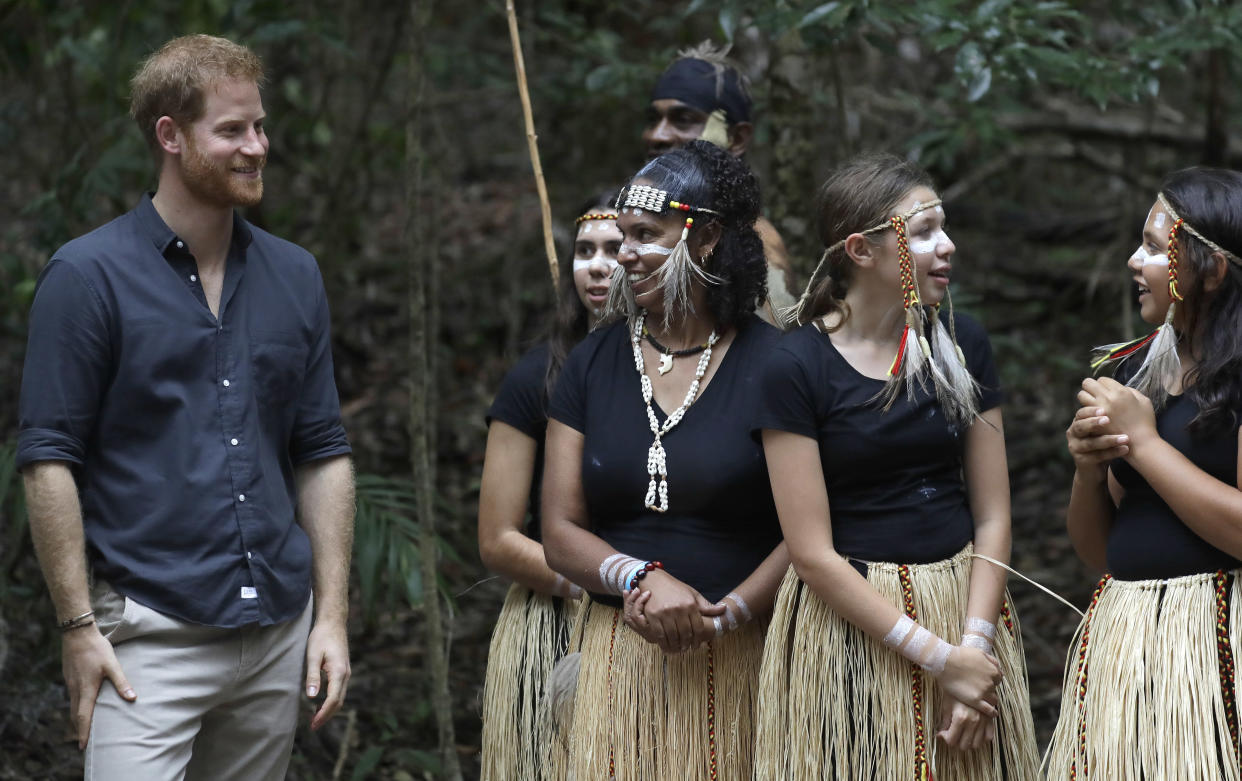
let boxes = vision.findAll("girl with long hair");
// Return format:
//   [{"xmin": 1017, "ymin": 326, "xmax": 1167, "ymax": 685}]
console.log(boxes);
[
  {"xmin": 476, "ymin": 192, "xmax": 618, "ymax": 779},
  {"xmin": 753, "ymin": 153, "xmax": 1039, "ymax": 779},
  {"xmin": 541, "ymin": 140, "xmax": 788, "ymax": 779},
  {"xmin": 1048, "ymin": 167, "xmax": 1242, "ymax": 779}
]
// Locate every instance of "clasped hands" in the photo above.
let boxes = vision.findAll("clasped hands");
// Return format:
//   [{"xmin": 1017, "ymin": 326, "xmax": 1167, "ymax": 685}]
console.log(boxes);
[
  {"xmin": 620, "ymin": 570, "xmax": 725, "ymax": 654},
  {"xmin": 1066, "ymin": 376, "xmax": 1158, "ymax": 480}
]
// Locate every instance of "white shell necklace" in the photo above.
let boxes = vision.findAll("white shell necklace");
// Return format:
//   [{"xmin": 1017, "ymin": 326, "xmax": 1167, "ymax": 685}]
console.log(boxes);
[{"xmin": 631, "ymin": 310, "xmax": 720, "ymax": 513}]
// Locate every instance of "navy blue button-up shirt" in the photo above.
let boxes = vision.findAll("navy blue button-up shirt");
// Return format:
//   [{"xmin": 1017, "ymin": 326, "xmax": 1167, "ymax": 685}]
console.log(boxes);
[{"xmin": 17, "ymin": 194, "xmax": 351, "ymax": 628}]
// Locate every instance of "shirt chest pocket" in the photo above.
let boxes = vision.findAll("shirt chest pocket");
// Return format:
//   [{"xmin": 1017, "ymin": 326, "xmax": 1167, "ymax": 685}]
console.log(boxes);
[{"xmin": 250, "ymin": 331, "xmax": 308, "ymax": 409}]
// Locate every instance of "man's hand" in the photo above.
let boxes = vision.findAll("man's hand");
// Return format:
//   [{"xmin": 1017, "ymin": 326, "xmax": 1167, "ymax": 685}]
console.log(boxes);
[
  {"xmin": 62, "ymin": 626, "xmax": 136, "ymax": 749},
  {"xmin": 304, "ymin": 620, "xmax": 350, "ymax": 730}
]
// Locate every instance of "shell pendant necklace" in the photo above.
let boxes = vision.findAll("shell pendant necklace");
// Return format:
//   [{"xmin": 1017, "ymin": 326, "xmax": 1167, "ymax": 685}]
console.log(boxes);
[{"xmin": 630, "ymin": 310, "xmax": 719, "ymax": 512}]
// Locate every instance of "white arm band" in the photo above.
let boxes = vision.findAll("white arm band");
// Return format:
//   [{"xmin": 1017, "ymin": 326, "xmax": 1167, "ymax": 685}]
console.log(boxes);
[
  {"xmin": 598, "ymin": 553, "xmax": 644, "ymax": 595},
  {"xmin": 882, "ymin": 614, "xmax": 953, "ymax": 675}
]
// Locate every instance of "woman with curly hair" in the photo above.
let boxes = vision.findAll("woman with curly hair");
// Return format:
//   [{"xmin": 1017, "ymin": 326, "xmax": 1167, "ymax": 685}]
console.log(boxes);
[
  {"xmin": 477, "ymin": 191, "xmax": 619, "ymax": 779},
  {"xmin": 1048, "ymin": 167, "xmax": 1242, "ymax": 779},
  {"xmin": 542, "ymin": 140, "xmax": 788, "ymax": 779},
  {"xmin": 753, "ymin": 153, "xmax": 1039, "ymax": 779}
]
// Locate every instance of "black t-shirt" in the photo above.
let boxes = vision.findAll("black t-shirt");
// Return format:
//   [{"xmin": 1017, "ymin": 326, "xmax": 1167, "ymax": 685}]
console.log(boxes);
[
  {"xmin": 549, "ymin": 315, "xmax": 783, "ymax": 605},
  {"xmin": 1107, "ymin": 361, "xmax": 1242, "ymax": 579},
  {"xmin": 753, "ymin": 311, "xmax": 1002, "ymax": 564},
  {"xmin": 486, "ymin": 342, "xmax": 550, "ymax": 541}
]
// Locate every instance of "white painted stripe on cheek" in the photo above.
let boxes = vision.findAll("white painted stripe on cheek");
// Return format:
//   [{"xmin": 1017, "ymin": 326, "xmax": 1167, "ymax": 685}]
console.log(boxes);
[{"xmin": 573, "ymin": 257, "xmax": 619, "ymax": 271}]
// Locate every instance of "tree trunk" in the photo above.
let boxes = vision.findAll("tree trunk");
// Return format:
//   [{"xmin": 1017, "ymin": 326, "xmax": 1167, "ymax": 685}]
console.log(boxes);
[{"xmin": 406, "ymin": 0, "xmax": 462, "ymax": 778}]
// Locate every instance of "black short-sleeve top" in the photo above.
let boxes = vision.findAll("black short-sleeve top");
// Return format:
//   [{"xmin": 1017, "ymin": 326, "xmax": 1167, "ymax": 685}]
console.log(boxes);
[
  {"xmin": 1107, "ymin": 368, "xmax": 1242, "ymax": 579},
  {"xmin": 486, "ymin": 342, "xmax": 551, "ymax": 541},
  {"xmin": 753, "ymin": 311, "xmax": 1002, "ymax": 565},
  {"xmin": 549, "ymin": 315, "xmax": 783, "ymax": 606}
]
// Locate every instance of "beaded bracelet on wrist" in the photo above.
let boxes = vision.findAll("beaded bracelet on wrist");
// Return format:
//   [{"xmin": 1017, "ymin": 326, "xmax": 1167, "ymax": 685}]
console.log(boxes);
[{"xmin": 627, "ymin": 561, "xmax": 664, "ymax": 590}]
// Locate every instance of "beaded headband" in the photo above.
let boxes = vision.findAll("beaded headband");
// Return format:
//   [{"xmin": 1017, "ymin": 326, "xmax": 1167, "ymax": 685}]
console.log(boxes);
[
  {"xmin": 616, "ymin": 184, "xmax": 722, "ymax": 217},
  {"xmin": 824, "ymin": 198, "xmax": 943, "ymax": 258},
  {"xmin": 1156, "ymin": 192, "xmax": 1240, "ymax": 266},
  {"xmin": 575, "ymin": 211, "xmax": 618, "ymax": 225}
]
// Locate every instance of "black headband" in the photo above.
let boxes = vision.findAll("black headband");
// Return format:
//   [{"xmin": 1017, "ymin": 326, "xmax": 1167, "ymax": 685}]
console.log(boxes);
[{"xmin": 650, "ymin": 58, "xmax": 751, "ymax": 124}]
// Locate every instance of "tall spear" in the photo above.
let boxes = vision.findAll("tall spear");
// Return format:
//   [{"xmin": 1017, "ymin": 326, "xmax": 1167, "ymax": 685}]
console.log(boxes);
[{"xmin": 506, "ymin": 0, "xmax": 560, "ymax": 291}]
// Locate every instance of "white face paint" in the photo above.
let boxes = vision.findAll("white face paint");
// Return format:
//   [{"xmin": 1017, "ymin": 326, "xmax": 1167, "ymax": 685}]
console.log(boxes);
[
  {"xmin": 906, "ymin": 203, "xmax": 951, "ymax": 254},
  {"xmin": 620, "ymin": 240, "xmax": 674, "ymax": 257},
  {"xmin": 573, "ymin": 255, "xmax": 620, "ymax": 272},
  {"xmin": 908, "ymin": 229, "xmax": 950, "ymax": 255},
  {"xmin": 1153, "ymin": 211, "xmax": 1167, "ymax": 230},
  {"xmin": 1131, "ymin": 245, "xmax": 1168, "ymax": 266}
]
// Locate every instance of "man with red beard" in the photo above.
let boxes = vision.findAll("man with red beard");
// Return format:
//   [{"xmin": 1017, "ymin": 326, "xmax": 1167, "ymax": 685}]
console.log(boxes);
[{"xmin": 17, "ymin": 35, "xmax": 354, "ymax": 780}]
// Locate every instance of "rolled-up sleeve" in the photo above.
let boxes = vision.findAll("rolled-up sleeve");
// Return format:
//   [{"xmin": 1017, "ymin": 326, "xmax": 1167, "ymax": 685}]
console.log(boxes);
[
  {"xmin": 17, "ymin": 261, "xmax": 111, "ymax": 470},
  {"xmin": 289, "ymin": 273, "xmax": 351, "ymax": 464}
]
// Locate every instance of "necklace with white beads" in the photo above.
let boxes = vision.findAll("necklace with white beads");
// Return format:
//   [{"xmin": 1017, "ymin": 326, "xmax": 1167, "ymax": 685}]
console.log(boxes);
[{"xmin": 631, "ymin": 310, "xmax": 719, "ymax": 513}]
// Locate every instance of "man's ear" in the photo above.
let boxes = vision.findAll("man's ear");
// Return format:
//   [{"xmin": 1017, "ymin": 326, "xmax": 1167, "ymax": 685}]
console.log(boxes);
[
  {"xmin": 154, "ymin": 116, "xmax": 182, "ymax": 156},
  {"xmin": 727, "ymin": 121, "xmax": 753, "ymax": 157}
]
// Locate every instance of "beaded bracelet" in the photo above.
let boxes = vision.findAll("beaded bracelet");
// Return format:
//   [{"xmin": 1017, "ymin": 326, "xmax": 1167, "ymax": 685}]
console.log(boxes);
[{"xmin": 627, "ymin": 561, "xmax": 664, "ymax": 590}]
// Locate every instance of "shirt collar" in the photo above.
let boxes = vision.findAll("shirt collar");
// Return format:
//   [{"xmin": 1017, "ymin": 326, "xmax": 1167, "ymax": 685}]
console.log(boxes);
[{"xmin": 134, "ymin": 192, "xmax": 255, "ymax": 257}]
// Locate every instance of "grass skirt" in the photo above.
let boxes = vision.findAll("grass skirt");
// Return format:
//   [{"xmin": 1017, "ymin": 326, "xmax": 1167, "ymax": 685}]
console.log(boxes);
[
  {"xmin": 549, "ymin": 596, "xmax": 764, "ymax": 780},
  {"xmin": 1044, "ymin": 571, "xmax": 1242, "ymax": 780},
  {"xmin": 479, "ymin": 583, "xmax": 577, "ymax": 781},
  {"xmin": 754, "ymin": 544, "xmax": 1040, "ymax": 779}
]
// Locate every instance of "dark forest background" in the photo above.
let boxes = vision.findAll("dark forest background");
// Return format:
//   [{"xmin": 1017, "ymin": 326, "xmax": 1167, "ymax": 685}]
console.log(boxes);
[{"xmin": 2, "ymin": 1, "xmax": 1240, "ymax": 778}]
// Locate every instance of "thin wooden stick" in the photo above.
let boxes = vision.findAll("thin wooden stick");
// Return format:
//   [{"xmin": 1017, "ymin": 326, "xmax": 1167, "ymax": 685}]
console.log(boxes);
[{"xmin": 506, "ymin": 0, "xmax": 559, "ymax": 291}]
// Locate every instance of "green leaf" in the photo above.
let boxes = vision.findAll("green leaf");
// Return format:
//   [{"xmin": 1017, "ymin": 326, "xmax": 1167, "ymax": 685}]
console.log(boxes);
[{"xmin": 350, "ymin": 746, "xmax": 385, "ymax": 780}]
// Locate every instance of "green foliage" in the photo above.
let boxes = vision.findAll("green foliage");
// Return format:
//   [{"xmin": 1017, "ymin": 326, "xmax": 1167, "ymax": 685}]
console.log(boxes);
[{"xmin": 353, "ymin": 473, "xmax": 462, "ymax": 629}]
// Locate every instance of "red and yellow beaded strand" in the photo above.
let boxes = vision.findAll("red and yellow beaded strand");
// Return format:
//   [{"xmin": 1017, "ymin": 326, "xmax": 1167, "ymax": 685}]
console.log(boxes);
[
  {"xmin": 706, "ymin": 645, "xmax": 719, "ymax": 780},
  {"xmin": 1214, "ymin": 570, "xmax": 1240, "ymax": 765},
  {"xmin": 898, "ymin": 565, "xmax": 933, "ymax": 780},
  {"xmin": 888, "ymin": 215, "xmax": 922, "ymax": 377},
  {"xmin": 606, "ymin": 608, "xmax": 620, "ymax": 778},
  {"xmin": 1166, "ymin": 218, "xmax": 1186, "ymax": 303},
  {"xmin": 1069, "ymin": 575, "xmax": 1109, "ymax": 780}
]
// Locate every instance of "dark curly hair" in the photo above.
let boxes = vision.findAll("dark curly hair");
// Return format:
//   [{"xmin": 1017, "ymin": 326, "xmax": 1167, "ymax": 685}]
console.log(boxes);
[
  {"xmin": 619, "ymin": 140, "xmax": 767, "ymax": 330},
  {"xmin": 1159, "ymin": 167, "xmax": 1242, "ymax": 435}
]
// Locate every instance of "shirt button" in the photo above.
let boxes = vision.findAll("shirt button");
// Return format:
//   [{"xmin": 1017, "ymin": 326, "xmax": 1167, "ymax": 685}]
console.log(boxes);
[
  {"xmin": 176, "ymin": 240, "xmax": 184, "ymax": 249},
  {"xmin": 247, "ymin": 551, "xmax": 253, "ymax": 560},
  {"xmin": 238, "ymin": 494, "xmax": 246, "ymax": 502},
  {"xmin": 222, "ymin": 379, "xmax": 231, "ymax": 387},
  {"xmin": 190, "ymin": 274, "xmax": 197, "ymax": 282},
  {"xmin": 230, "ymin": 438, "xmax": 239, "ymax": 446}
]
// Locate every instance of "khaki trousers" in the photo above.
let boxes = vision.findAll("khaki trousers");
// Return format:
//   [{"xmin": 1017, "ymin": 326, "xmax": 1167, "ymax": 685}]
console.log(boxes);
[{"xmin": 84, "ymin": 582, "xmax": 313, "ymax": 781}]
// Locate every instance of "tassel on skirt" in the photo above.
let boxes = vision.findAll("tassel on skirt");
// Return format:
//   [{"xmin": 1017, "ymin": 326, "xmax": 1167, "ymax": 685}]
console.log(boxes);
[
  {"xmin": 1044, "ymin": 570, "xmax": 1242, "ymax": 780},
  {"xmin": 479, "ymin": 584, "xmax": 577, "ymax": 781},
  {"xmin": 754, "ymin": 544, "xmax": 1040, "ymax": 780},
  {"xmin": 549, "ymin": 596, "xmax": 764, "ymax": 780}
]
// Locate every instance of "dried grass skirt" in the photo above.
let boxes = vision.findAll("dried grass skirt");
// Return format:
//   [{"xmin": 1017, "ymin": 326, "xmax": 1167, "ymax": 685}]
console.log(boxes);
[
  {"xmin": 754, "ymin": 544, "xmax": 1040, "ymax": 780},
  {"xmin": 549, "ymin": 596, "xmax": 764, "ymax": 780},
  {"xmin": 1044, "ymin": 570, "xmax": 1242, "ymax": 780},
  {"xmin": 479, "ymin": 584, "xmax": 577, "ymax": 781}
]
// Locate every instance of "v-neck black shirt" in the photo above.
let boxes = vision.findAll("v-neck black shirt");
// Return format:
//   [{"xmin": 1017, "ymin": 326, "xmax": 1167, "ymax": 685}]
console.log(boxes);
[
  {"xmin": 549, "ymin": 315, "xmax": 782, "ymax": 605},
  {"xmin": 17, "ymin": 194, "xmax": 351, "ymax": 628}
]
